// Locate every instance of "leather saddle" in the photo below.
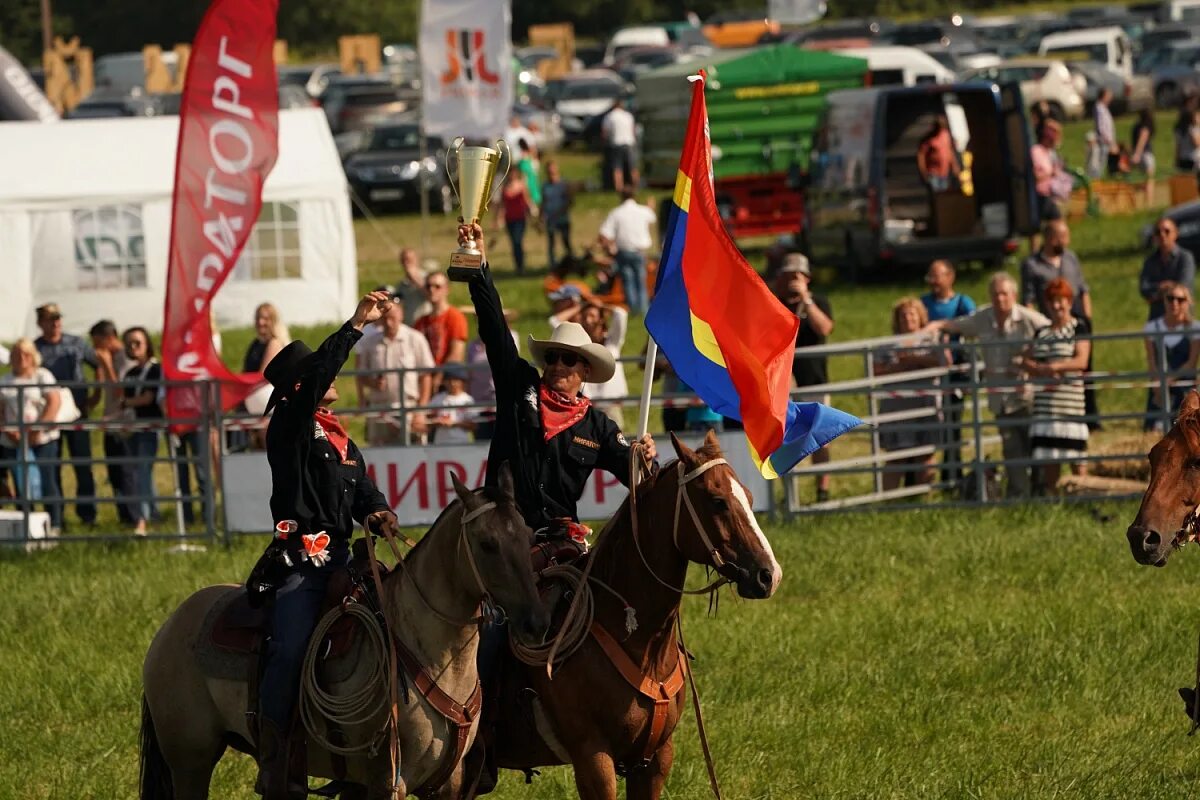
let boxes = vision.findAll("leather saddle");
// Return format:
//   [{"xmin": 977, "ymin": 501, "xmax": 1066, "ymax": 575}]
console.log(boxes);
[{"xmin": 210, "ymin": 543, "xmax": 388, "ymax": 661}]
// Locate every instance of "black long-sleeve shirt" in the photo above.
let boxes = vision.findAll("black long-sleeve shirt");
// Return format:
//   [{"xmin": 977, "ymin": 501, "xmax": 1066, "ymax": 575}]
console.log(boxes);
[
  {"xmin": 469, "ymin": 265, "xmax": 633, "ymax": 530},
  {"xmin": 266, "ymin": 322, "xmax": 388, "ymax": 548}
]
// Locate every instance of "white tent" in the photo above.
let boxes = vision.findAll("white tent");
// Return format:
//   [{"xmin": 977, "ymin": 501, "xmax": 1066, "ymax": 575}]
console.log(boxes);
[{"xmin": 0, "ymin": 108, "xmax": 357, "ymax": 341}]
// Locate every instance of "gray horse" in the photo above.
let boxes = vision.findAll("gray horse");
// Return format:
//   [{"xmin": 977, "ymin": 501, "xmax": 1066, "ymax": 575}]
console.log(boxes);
[{"xmin": 140, "ymin": 465, "xmax": 548, "ymax": 799}]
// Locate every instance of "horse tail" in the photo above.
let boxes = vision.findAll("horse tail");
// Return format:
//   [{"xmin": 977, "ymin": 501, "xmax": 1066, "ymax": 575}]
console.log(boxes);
[{"xmin": 139, "ymin": 695, "xmax": 174, "ymax": 800}]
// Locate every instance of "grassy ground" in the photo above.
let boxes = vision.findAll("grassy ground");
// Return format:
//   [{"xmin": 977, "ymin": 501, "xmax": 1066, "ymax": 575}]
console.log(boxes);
[{"xmin": 7, "ymin": 502, "xmax": 1200, "ymax": 798}]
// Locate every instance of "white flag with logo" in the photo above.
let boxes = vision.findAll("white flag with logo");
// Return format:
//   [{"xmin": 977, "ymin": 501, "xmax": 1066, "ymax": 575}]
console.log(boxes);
[{"xmin": 420, "ymin": 0, "xmax": 513, "ymax": 142}]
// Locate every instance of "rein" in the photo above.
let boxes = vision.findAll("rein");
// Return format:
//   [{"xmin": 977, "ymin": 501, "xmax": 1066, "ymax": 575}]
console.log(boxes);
[
  {"xmin": 378, "ymin": 502, "xmax": 496, "ymax": 628},
  {"xmin": 356, "ymin": 498, "xmax": 497, "ymax": 798},
  {"xmin": 629, "ymin": 453, "xmax": 744, "ymax": 596}
]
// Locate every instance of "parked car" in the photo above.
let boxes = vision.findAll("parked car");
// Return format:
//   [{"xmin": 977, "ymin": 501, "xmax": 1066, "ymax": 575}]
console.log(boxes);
[
  {"xmin": 604, "ymin": 26, "xmax": 670, "ymax": 65},
  {"xmin": 1067, "ymin": 60, "xmax": 1153, "ymax": 114},
  {"xmin": 805, "ymin": 82, "xmax": 1037, "ymax": 277},
  {"xmin": 702, "ymin": 10, "xmax": 781, "ymax": 48},
  {"xmin": 959, "ymin": 58, "xmax": 1087, "ymax": 120},
  {"xmin": 382, "ymin": 43, "xmax": 420, "ymax": 87},
  {"xmin": 1145, "ymin": 197, "xmax": 1200, "ymax": 257},
  {"xmin": 882, "ymin": 20, "xmax": 981, "ymax": 51},
  {"xmin": 342, "ymin": 121, "xmax": 451, "ymax": 213},
  {"xmin": 66, "ymin": 90, "xmax": 162, "ymax": 119},
  {"xmin": 320, "ymin": 77, "xmax": 415, "ymax": 134},
  {"xmin": 544, "ymin": 70, "xmax": 629, "ymax": 147},
  {"xmin": 1039, "ymin": 26, "xmax": 1135, "ymax": 78},
  {"xmin": 839, "ymin": 46, "xmax": 955, "ymax": 86},
  {"xmin": 1142, "ymin": 39, "xmax": 1200, "ymax": 106},
  {"xmin": 611, "ymin": 45, "xmax": 688, "ymax": 84},
  {"xmin": 1137, "ymin": 22, "xmax": 1198, "ymax": 55},
  {"xmin": 786, "ymin": 18, "xmax": 891, "ymax": 48}
]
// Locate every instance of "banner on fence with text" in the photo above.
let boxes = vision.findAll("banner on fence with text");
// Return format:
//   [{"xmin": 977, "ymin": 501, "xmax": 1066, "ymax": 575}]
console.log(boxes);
[
  {"xmin": 419, "ymin": 0, "xmax": 513, "ymax": 142},
  {"xmin": 162, "ymin": 0, "xmax": 280, "ymax": 429},
  {"xmin": 222, "ymin": 432, "xmax": 770, "ymax": 532}
]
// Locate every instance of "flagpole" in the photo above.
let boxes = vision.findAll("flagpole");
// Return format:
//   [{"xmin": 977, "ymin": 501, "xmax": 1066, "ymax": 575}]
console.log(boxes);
[{"xmin": 637, "ymin": 338, "xmax": 658, "ymax": 438}]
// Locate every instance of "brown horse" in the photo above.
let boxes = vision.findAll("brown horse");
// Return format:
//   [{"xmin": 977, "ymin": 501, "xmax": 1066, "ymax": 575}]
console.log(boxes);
[
  {"xmin": 475, "ymin": 431, "xmax": 782, "ymax": 800},
  {"xmin": 1128, "ymin": 391, "xmax": 1200, "ymax": 568},
  {"xmin": 140, "ymin": 465, "xmax": 549, "ymax": 799}
]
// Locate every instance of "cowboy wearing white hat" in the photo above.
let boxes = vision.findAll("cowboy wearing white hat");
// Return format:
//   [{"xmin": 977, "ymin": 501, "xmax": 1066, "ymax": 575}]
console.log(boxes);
[
  {"xmin": 461, "ymin": 222, "xmax": 656, "ymax": 539},
  {"xmin": 461, "ymin": 221, "xmax": 656, "ymax": 792}
]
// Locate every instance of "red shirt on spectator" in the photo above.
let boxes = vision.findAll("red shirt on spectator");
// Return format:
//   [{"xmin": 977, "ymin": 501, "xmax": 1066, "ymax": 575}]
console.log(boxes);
[{"xmin": 415, "ymin": 307, "xmax": 468, "ymax": 365}]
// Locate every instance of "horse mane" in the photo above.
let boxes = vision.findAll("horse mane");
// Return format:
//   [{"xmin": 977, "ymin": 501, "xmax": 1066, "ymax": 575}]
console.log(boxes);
[{"xmin": 588, "ymin": 443, "xmax": 725, "ymax": 581}]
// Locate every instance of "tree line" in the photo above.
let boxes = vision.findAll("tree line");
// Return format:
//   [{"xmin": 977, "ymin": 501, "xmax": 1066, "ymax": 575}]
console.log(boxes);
[{"xmin": 0, "ymin": 0, "xmax": 1098, "ymax": 67}]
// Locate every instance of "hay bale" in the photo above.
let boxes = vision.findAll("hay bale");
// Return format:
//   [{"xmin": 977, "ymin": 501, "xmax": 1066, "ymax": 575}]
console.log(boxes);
[
  {"xmin": 1088, "ymin": 432, "xmax": 1157, "ymax": 481},
  {"xmin": 1059, "ymin": 474, "xmax": 1147, "ymax": 496}
]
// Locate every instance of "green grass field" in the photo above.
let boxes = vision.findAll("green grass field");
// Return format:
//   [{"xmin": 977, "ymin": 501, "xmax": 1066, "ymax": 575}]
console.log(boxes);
[{"xmin": 7, "ymin": 502, "xmax": 1200, "ymax": 798}]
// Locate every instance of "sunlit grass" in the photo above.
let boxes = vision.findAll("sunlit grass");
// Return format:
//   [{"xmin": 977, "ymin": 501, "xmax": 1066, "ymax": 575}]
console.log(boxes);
[{"xmin": 6, "ymin": 503, "xmax": 1200, "ymax": 797}]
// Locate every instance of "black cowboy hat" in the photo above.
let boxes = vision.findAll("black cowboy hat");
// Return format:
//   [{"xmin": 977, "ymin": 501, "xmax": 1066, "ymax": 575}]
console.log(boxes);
[{"xmin": 262, "ymin": 340, "xmax": 319, "ymax": 415}]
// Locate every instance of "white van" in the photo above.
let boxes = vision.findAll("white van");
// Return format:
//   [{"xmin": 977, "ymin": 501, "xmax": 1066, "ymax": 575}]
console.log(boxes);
[
  {"xmin": 838, "ymin": 46, "xmax": 955, "ymax": 87},
  {"xmin": 1164, "ymin": 0, "xmax": 1200, "ymax": 22},
  {"xmin": 603, "ymin": 27, "xmax": 671, "ymax": 65},
  {"xmin": 1038, "ymin": 26, "xmax": 1133, "ymax": 78}
]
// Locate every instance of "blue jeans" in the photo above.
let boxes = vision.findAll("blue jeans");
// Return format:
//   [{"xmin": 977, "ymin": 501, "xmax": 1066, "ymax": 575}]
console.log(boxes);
[
  {"xmin": 0, "ymin": 442, "xmax": 61, "ymax": 527},
  {"xmin": 546, "ymin": 218, "xmax": 571, "ymax": 268},
  {"xmin": 57, "ymin": 429, "xmax": 96, "ymax": 524},
  {"xmin": 506, "ymin": 219, "xmax": 527, "ymax": 273},
  {"xmin": 615, "ymin": 249, "xmax": 647, "ymax": 314},
  {"xmin": 173, "ymin": 430, "xmax": 210, "ymax": 525},
  {"xmin": 260, "ymin": 553, "xmax": 346, "ymax": 726},
  {"xmin": 127, "ymin": 431, "xmax": 159, "ymax": 524}
]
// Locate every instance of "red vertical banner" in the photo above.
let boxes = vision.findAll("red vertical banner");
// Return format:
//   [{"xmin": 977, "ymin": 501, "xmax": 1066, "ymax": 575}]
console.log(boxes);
[{"xmin": 162, "ymin": 0, "xmax": 280, "ymax": 427}]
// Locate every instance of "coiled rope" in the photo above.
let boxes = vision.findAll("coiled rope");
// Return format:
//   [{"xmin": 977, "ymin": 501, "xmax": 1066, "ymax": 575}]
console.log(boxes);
[
  {"xmin": 508, "ymin": 563, "xmax": 638, "ymax": 668},
  {"xmin": 299, "ymin": 600, "xmax": 393, "ymax": 757}
]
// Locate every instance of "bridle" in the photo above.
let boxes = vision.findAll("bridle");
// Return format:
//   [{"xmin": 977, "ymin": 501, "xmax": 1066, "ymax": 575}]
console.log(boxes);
[
  {"xmin": 369, "ymin": 498, "xmax": 500, "ymax": 628},
  {"xmin": 628, "ymin": 451, "xmax": 750, "ymax": 596},
  {"xmin": 1176, "ymin": 504, "xmax": 1200, "ymax": 548}
]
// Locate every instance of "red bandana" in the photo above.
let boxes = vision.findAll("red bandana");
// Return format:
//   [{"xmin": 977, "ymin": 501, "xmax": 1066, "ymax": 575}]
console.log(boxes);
[
  {"xmin": 539, "ymin": 385, "xmax": 591, "ymax": 442},
  {"xmin": 314, "ymin": 407, "xmax": 350, "ymax": 462}
]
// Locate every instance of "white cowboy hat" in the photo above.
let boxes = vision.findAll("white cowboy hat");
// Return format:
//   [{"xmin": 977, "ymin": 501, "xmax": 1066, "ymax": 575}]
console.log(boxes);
[{"xmin": 527, "ymin": 322, "xmax": 616, "ymax": 383}]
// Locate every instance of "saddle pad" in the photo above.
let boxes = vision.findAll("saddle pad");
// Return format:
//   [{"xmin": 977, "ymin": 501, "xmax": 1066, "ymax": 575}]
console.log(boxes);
[
  {"xmin": 196, "ymin": 585, "xmax": 369, "ymax": 683},
  {"xmin": 195, "ymin": 588, "xmax": 256, "ymax": 682}
]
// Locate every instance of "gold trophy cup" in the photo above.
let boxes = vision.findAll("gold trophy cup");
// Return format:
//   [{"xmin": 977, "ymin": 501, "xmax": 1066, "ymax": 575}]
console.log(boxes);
[{"xmin": 446, "ymin": 137, "xmax": 510, "ymax": 282}]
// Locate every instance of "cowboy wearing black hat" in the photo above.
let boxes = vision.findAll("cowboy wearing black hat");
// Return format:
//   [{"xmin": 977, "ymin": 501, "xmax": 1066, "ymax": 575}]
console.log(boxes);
[{"xmin": 250, "ymin": 290, "xmax": 400, "ymax": 800}]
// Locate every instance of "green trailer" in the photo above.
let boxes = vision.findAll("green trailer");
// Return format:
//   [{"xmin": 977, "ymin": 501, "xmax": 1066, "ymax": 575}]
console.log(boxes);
[{"xmin": 636, "ymin": 45, "xmax": 868, "ymax": 237}]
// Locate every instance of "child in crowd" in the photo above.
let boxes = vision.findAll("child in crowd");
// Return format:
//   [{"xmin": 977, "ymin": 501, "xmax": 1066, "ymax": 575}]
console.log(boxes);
[{"xmin": 429, "ymin": 365, "xmax": 475, "ymax": 444}]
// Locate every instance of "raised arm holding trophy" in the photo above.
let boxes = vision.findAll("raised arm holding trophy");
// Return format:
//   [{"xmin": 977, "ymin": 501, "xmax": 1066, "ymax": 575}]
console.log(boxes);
[{"xmin": 446, "ymin": 136, "xmax": 510, "ymax": 282}]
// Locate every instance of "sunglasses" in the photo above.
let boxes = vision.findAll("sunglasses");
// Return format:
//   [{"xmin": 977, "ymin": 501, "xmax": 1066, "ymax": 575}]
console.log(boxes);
[
  {"xmin": 1157, "ymin": 227, "xmax": 1176, "ymax": 235},
  {"xmin": 1166, "ymin": 295, "xmax": 1190, "ymax": 303},
  {"xmin": 543, "ymin": 350, "xmax": 580, "ymax": 368}
]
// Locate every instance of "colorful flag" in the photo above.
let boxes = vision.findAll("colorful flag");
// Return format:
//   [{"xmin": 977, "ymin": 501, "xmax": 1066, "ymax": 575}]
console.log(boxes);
[
  {"xmin": 162, "ymin": 0, "xmax": 280, "ymax": 429},
  {"xmin": 645, "ymin": 72, "xmax": 861, "ymax": 478}
]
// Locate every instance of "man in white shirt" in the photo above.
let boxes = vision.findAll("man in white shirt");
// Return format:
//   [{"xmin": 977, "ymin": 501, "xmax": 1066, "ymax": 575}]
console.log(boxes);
[
  {"xmin": 503, "ymin": 115, "xmax": 534, "ymax": 160},
  {"xmin": 927, "ymin": 272, "xmax": 1050, "ymax": 498},
  {"xmin": 598, "ymin": 188, "xmax": 657, "ymax": 314},
  {"xmin": 355, "ymin": 297, "xmax": 435, "ymax": 445},
  {"xmin": 600, "ymin": 98, "xmax": 639, "ymax": 192}
]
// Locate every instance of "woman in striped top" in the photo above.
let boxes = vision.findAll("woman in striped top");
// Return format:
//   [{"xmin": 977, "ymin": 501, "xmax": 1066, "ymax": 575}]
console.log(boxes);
[{"xmin": 1020, "ymin": 277, "xmax": 1092, "ymax": 496}]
